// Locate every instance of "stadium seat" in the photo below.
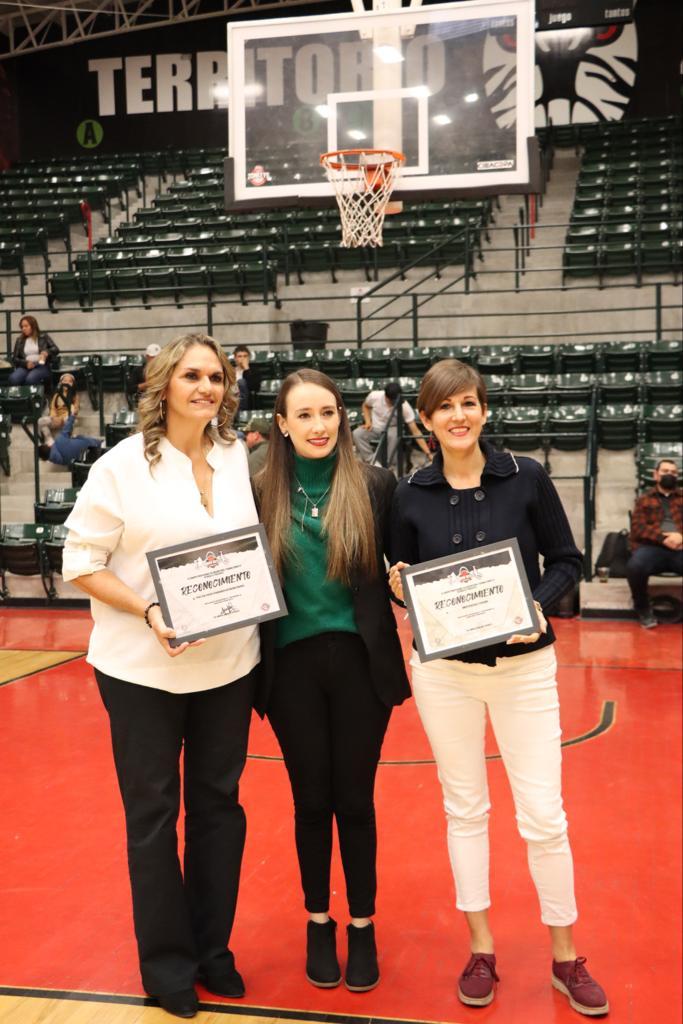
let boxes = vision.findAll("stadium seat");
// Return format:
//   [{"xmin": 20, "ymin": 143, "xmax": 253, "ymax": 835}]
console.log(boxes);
[
  {"xmin": 0, "ymin": 523, "xmax": 55, "ymax": 599},
  {"xmin": 597, "ymin": 402, "xmax": 641, "ymax": 449}
]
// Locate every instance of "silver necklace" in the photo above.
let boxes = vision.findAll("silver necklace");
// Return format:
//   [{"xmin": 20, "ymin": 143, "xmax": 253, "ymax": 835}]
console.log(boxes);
[{"xmin": 294, "ymin": 477, "xmax": 331, "ymax": 526}]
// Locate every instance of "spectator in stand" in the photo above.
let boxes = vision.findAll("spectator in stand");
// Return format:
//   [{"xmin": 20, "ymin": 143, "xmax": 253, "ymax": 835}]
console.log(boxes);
[
  {"xmin": 232, "ymin": 346, "xmax": 261, "ymax": 412},
  {"xmin": 626, "ymin": 458, "xmax": 682, "ymax": 628},
  {"xmin": 244, "ymin": 417, "xmax": 270, "ymax": 476},
  {"xmin": 37, "ymin": 413, "xmax": 102, "ymax": 467},
  {"xmin": 10, "ymin": 315, "xmax": 59, "ymax": 386},
  {"xmin": 352, "ymin": 381, "xmax": 431, "ymax": 467},
  {"xmin": 37, "ymin": 372, "xmax": 79, "ymax": 444},
  {"xmin": 128, "ymin": 343, "xmax": 162, "ymax": 403}
]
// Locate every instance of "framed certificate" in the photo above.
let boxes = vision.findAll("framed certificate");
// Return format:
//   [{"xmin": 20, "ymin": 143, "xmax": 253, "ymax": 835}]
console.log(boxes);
[
  {"xmin": 147, "ymin": 524, "xmax": 287, "ymax": 647},
  {"xmin": 401, "ymin": 537, "xmax": 540, "ymax": 662}
]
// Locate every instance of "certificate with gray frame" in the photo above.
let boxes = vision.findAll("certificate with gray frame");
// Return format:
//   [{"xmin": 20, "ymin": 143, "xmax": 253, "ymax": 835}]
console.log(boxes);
[
  {"xmin": 147, "ymin": 524, "xmax": 287, "ymax": 648},
  {"xmin": 401, "ymin": 538, "xmax": 539, "ymax": 662}
]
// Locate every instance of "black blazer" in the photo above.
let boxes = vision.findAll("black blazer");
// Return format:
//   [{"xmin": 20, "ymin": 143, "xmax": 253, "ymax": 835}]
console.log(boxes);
[{"xmin": 254, "ymin": 464, "xmax": 411, "ymax": 717}]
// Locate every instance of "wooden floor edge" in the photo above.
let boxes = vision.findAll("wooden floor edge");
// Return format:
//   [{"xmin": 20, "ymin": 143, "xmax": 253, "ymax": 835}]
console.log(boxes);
[{"xmin": 0, "ymin": 987, "xmax": 454, "ymax": 1024}]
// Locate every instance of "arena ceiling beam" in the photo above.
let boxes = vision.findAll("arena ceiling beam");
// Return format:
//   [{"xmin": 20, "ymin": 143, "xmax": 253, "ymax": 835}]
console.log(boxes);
[{"xmin": 0, "ymin": 0, "xmax": 340, "ymax": 59}]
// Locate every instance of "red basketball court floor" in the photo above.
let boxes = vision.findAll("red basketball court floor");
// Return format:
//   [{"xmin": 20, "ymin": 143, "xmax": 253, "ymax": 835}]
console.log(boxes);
[{"xmin": 0, "ymin": 608, "xmax": 681, "ymax": 1023}]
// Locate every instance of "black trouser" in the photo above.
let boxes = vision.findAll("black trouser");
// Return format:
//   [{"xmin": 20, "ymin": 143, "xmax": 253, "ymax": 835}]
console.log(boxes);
[
  {"xmin": 95, "ymin": 668, "xmax": 255, "ymax": 996},
  {"xmin": 267, "ymin": 632, "xmax": 391, "ymax": 919},
  {"xmin": 626, "ymin": 545, "xmax": 683, "ymax": 610}
]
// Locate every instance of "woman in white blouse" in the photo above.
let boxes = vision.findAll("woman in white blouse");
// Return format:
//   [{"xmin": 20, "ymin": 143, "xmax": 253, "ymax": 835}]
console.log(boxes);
[{"xmin": 63, "ymin": 334, "xmax": 260, "ymax": 1020}]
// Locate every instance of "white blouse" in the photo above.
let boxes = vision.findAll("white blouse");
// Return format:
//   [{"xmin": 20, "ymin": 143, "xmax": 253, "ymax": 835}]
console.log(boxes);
[{"xmin": 63, "ymin": 432, "xmax": 260, "ymax": 693}]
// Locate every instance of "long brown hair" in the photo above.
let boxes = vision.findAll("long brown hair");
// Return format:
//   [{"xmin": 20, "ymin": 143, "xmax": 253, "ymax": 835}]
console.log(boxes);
[
  {"xmin": 137, "ymin": 333, "xmax": 237, "ymax": 469},
  {"xmin": 417, "ymin": 358, "xmax": 488, "ymax": 417},
  {"xmin": 19, "ymin": 314, "xmax": 40, "ymax": 339},
  {"xmin": 255, "ymin": 369, "xmax": 377, "ymax": 584}
]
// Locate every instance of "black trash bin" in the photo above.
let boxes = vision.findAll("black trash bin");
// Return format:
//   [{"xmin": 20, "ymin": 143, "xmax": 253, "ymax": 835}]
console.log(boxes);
[{"xmin": 289, "ymin": 320, "xmax": 329, "ymax": 350}]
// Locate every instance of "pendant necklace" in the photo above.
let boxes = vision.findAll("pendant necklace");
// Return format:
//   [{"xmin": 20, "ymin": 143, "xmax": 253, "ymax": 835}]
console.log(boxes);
[{"xmin": 295, "ymin": 477, "xmax": 331, "ymax": 528}]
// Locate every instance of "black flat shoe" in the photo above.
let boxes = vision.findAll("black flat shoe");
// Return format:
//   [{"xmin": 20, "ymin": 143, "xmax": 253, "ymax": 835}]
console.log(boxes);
[
  {"xmin": 156, "ymin": 988, "xmax": 199, "ymax": 1019},
  {"xmin": 306, "ymin": 918, "xmax": 342, "ymax": 988},
  {"xmin": 197, "ymin": 966, "xmax": 245, "ymax": 998}
]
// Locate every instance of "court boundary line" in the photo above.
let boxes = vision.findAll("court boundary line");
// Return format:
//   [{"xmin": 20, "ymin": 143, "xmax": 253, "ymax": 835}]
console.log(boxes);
[
  {"xmin": 0, "ymin": 652, "xmax": 85, "ymax": 689},
  {"xmin": 0, "ymin": 986, "xmax": 463, "ymax": 1024},
  {"xmin": 248, "ymin": 700, "xmax": 617, "ymax": 765}
]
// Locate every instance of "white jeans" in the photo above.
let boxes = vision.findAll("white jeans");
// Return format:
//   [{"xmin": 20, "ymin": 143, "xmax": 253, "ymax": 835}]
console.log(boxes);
[{"xmin": 410, "ymin": 645, "xmax": 578, "ymax": 927}]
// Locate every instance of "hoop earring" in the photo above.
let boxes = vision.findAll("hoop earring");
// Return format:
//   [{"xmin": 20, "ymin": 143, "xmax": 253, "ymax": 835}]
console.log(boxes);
[{"xmin": 428, "ymin": 431, "xmax": 438, "ymax": 452}]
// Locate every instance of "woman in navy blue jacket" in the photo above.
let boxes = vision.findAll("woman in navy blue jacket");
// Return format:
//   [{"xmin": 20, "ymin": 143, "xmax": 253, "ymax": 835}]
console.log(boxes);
[{"xmin": 389, "ymin": 359, "xmax": 608, "ymax": 1019}]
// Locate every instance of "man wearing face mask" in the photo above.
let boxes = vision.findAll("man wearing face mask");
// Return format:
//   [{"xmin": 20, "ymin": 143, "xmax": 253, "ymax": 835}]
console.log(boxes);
[{"xmin": 627, "ymin": 459, "xmax": 683, "ymax": 628}]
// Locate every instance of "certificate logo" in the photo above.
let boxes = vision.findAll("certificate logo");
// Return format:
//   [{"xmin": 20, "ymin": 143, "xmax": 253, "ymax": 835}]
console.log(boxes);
[
  {"xmin": 205, "ymin": 551, "xmax": 219, "ymax": 569},
  {"xmin": 454, "ymin": 565, "xmax": 482, "ymax": 584}
]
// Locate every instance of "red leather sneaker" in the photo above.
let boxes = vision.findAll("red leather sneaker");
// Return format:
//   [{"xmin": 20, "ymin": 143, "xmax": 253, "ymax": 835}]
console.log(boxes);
[
  {"xmin": 552, "ymin": 957, "xmax": 609, "ymax": 1016},
  {"xmin": 457, "ymin": 952, "xmax": 499, "ymax": 1006}
]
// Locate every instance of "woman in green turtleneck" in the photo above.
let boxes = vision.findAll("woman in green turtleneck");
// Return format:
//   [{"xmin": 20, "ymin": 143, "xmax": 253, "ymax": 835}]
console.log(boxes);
[{"xmin": 254, "ymin": 369, "xmax": 410, "ymax": 994}]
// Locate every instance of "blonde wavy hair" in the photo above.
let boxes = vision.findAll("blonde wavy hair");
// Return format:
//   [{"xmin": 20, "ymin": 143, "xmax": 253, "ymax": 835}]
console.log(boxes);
[{"xmin": 137, "ymin": 333, "xmax": 237, "ymax": 469}]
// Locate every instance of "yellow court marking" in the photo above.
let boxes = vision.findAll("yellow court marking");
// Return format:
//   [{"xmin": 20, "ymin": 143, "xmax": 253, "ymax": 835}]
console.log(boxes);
[{"xmin": 0, "ymin": 650, "xmax": 84, "ymax": 686}]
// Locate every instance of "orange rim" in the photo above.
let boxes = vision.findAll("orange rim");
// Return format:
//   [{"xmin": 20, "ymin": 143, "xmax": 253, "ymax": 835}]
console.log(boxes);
[{"xmin": 320, "ymin": 148, "xmax": 406, "ymax": 172}]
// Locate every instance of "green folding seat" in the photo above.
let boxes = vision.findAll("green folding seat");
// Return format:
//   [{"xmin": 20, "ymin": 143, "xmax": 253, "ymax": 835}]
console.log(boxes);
[
  {"xmin": 392, "ymin": 348, "xmax": 433, "ymax": 376},
  {"xmin": 597, "ymin": 372, "xmax": 641, "ymax": 404},
  {"xmin": 105, "ymin": 409, "xmax": 138, "ymax": 447},
  {"xmin": 482, "ymin": 374, "xmax": 507, "ymax": 410},
  {"xmin": 555, "ymin": 372, "xmax": 596, "ymax": 405},
  {"xmin": 597, "ymin": 402, "xmax": 641, "ymax": 449},
  {"xmin": 0, "ymin": 522, "xmax": 55, "ymax": 600},
  {"xmin": 254, "ymin": 378, "xmax": 280, "ymax": 411},
  {"xmin": 237, "ymin": 260, "xmax": 278, "ymax": 305},
  {"xmin": 339, "ymin": 378, "xmax": 376, "ymax": 411},
  {"xmin": 314, "ymin": 349, "xmax": 355, "ymax": 380},
  {"xmin": 111, "ymin": 267, "xmax": 147, "ymax": 305},
  {"xmin": 642, "ymin": 403, "xmax": 683, "ymax": 442},
  {"xmin": 547, "ymin": 405, "xmax": 590, "ymax": 451},
  {"xmin": 601, "ymin": 341, "xmax": 644, "ymax": 372},
  {"xmin": 563, "ymin": 243, "xmax": 598, "ymax": 282},
  {"xmin": 278, "ymin": 350, "xmax": 316, "ymax": 376},
  {"xmin": 475, "ymin": 347, "xmax": 519, "ymax": 376},
  {"xmin": 34, "ymin": 487, "xmax": 79, "ymax": 526},
  {"xmin": 43, "ymin": 524, "xmax": 68, "ymax": 576},
  {"xmin": 355, "ymin": 349, "xmax": 394, "ymax": 378},
  {"xmin": 144, "ymin": 266, "xmax": 179, "ymax": 304},
  {"xmin": 599, "ymin": 241, "xmax": 637, "ymax": 281},
  {"xmin": 644, "ymin": 341, "xmax": 683, "ymax": 371},
  {"xmin": 49, "ymin": 270, "xmax": 84, "ymax": 309},
  {"xmin": 517, "ymin": 345, "xmax": 557, "ymax": 374},
  {"xmin": 508, "ymin": 374, "xmax": 552, "ymax": 406},
  {"xmin": 0, "ymin": 385, "xmax": 44, "ymax": 421},
  {"xmin": 640, "ymin": 237, "xmax": 677, "ymax": 275},
  {"xmin": 101, "ymin": 250, "xmax": 135, "ymax": 270},
  {"xmin": 641, "ymin": 371, "xmax": 683, "ymax": 404},
  {"xmin": 558, "ymin": 344, "xmax": 601, "ymax": 374},
  {"xmin": 175, "ymin": 265, "xmax": 208, "ymax": 298},
  {"xmin": 207, "ymin": 263, "xmax": 242, "ymax": 298},
  {"xmin": 500, "ymin": 406, "xmax": 546, "ymax": 451},
  {"xmin": 70, "ymin": 445, "xmax": 106, "ymax": 488}
]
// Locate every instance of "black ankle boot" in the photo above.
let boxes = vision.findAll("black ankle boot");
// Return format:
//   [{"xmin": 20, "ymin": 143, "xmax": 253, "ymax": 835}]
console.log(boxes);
[
  {"xmin": 345, "ymin": 922, "xmax": 379, "ymax": 992},
  {"xmin": 306, "ymin": 918, "xmax": 341, "ymax": 988}
]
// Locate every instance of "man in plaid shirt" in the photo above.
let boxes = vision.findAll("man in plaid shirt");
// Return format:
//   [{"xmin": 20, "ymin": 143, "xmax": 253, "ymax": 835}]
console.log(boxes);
[{"xmin": 627, "ymin": 458, "xmax": 682, "ymax": 628}]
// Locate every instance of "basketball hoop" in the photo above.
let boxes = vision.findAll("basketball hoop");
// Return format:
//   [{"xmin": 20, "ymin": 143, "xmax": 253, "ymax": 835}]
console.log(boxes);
[{"xmin": 320, "ymin": 148, "xmax": 405, "ymax": 248}]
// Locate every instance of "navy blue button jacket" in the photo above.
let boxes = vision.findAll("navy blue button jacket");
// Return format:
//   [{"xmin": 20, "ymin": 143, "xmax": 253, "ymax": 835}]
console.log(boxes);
[{"xmin": 390, "ymin": 440, "xmax": 583, "ymax": 666}]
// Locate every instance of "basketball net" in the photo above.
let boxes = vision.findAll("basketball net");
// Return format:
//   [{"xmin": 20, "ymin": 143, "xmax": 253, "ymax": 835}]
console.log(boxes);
[{"xmin": 320, "ymin": 149, "xmax": 405, "ymax": 248}]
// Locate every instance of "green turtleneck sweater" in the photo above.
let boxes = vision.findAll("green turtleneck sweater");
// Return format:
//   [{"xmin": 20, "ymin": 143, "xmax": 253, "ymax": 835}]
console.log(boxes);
[{"xmin": 275, "ymin": 449, "xmax": 358, "ymax": 649}]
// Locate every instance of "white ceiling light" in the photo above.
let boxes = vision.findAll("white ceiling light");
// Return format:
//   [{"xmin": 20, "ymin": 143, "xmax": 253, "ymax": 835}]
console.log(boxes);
[
  {"xmin": 347, "ymin": 129, "xmax": 367, "ymax": 141},
  {"xmin": 212, "ymin": 84, "xmax": 230, "ymax": 100},
  {"xmin": 464, "ymin": 92, "xmax": 479, "ymax": 103},
  {"xmin": 433, "ymin": 114, "xmax": 452, "ymax": 126},
  {"xmin": 315, "ymin": 105, "xmax": 330, "ymax": 118},
  {"xmin": 244, "ymin": 83, "xmax": 263, "ymax": 98}
]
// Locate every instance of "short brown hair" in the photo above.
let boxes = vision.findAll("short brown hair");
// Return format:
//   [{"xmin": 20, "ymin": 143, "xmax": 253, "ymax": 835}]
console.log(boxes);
[{"xmin": 417, "ymin": 359, "xmax": 487, "ymax": 417}]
